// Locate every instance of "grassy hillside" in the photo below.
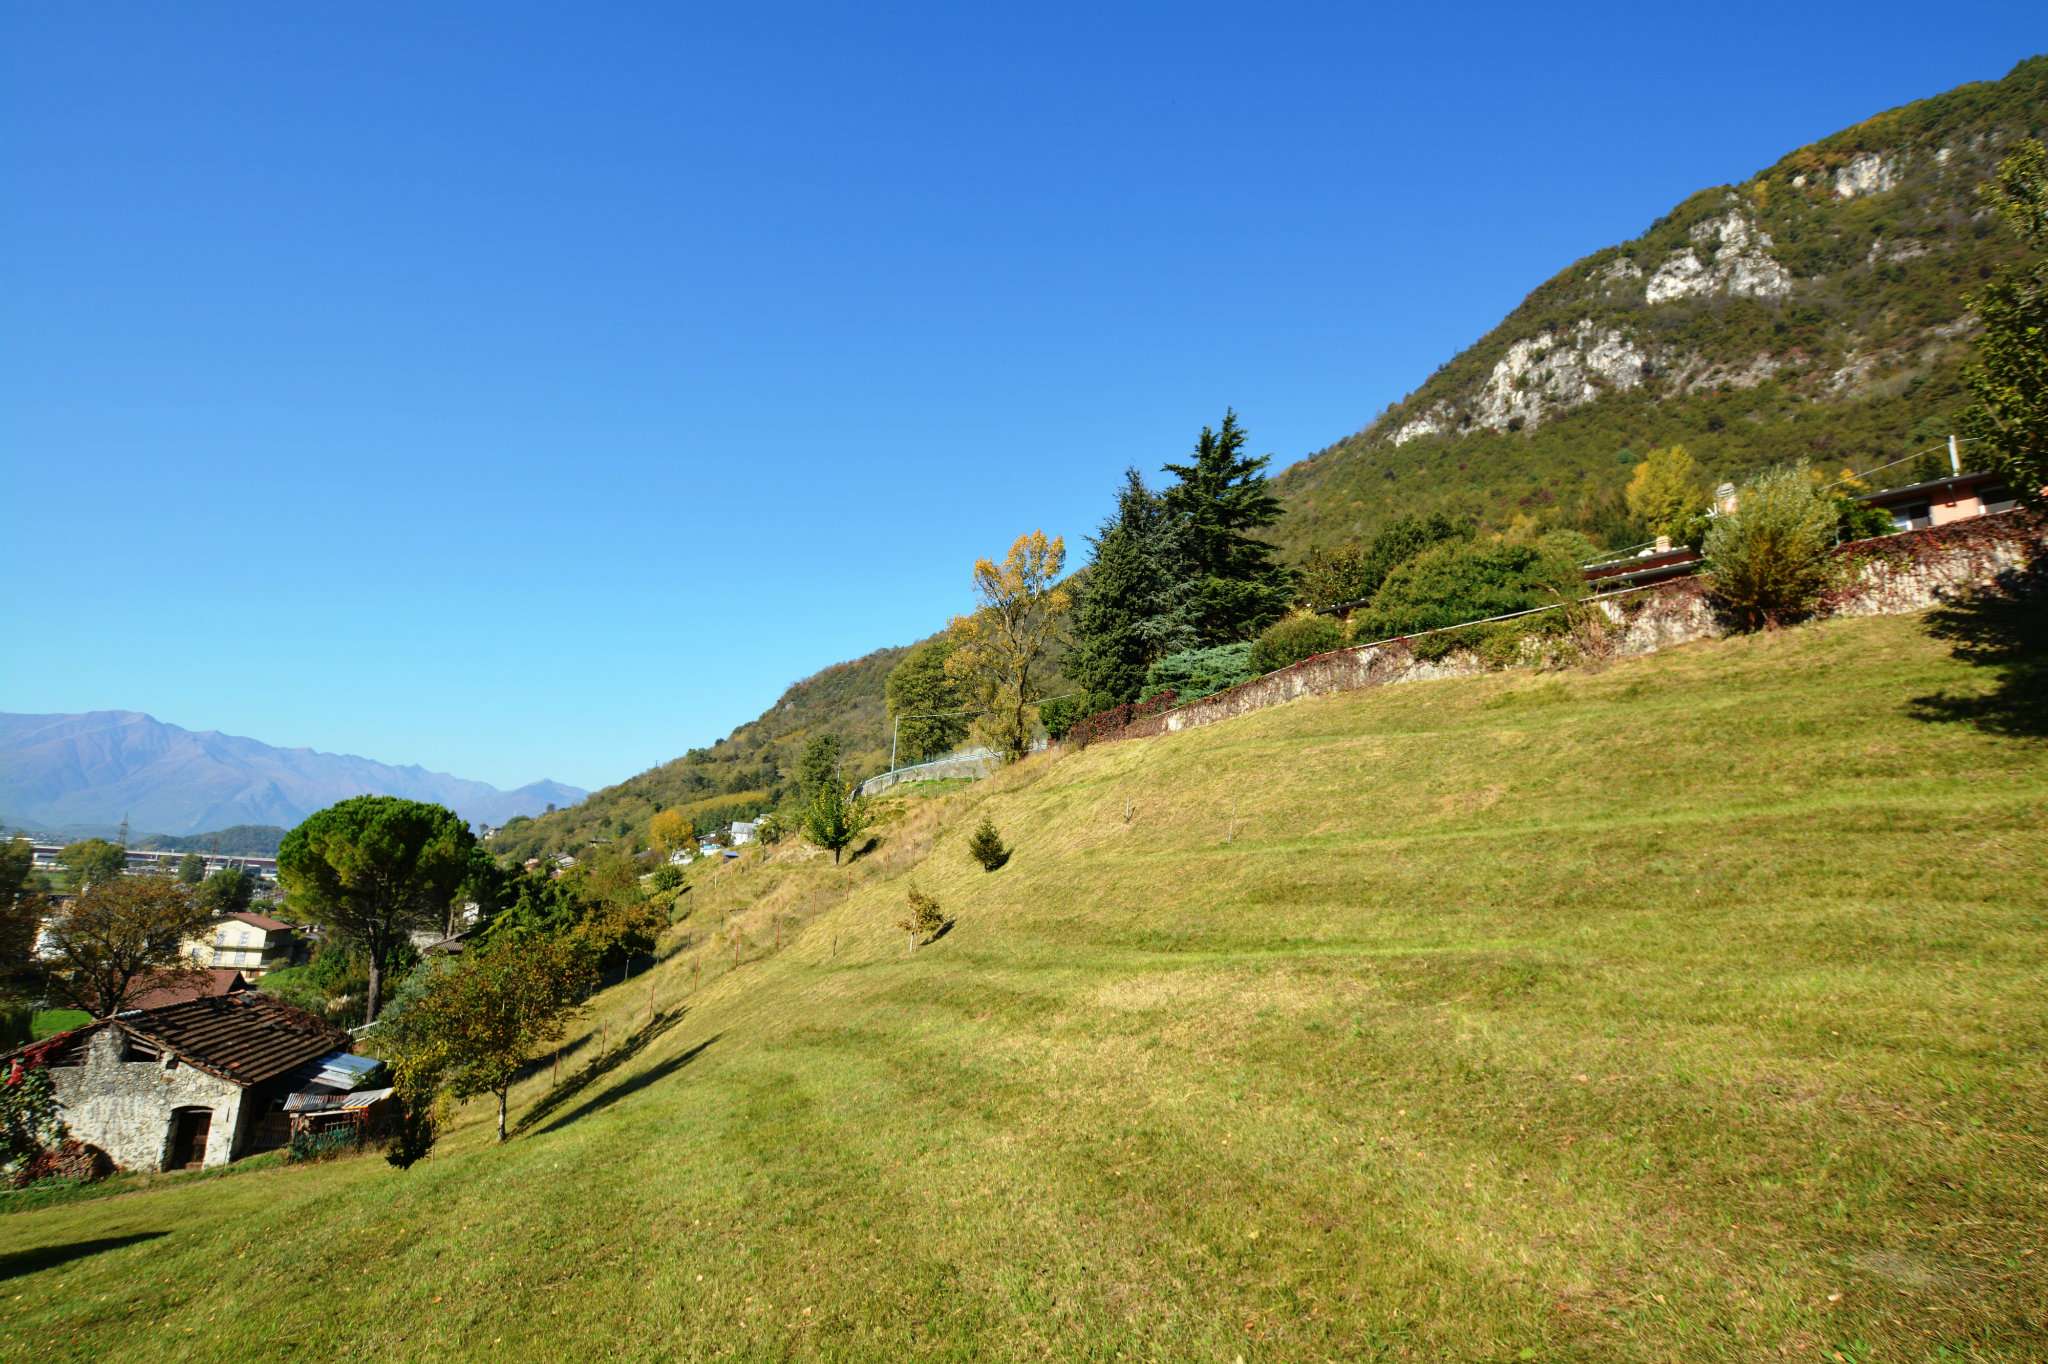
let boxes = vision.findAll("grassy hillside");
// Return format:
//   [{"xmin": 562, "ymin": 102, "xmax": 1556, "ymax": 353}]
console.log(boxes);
[
  {"xmin": 1271, "ymin": 54, "xmax": 2047, "ymax": 554},
  {"xmin": 9, "ymin": 613, "xmax": 2045, "ymax": 1361}
]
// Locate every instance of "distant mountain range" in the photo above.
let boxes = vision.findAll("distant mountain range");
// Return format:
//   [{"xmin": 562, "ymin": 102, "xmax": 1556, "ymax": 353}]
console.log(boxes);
[{"xmin": 0, "ymin": 711, "xmax": 585, "ymax": 839}]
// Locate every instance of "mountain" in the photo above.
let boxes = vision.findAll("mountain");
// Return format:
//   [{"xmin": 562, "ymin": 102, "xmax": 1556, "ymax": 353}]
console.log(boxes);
[
  {"xmin": 1270, "ymin": 54, "xmax": 2046, "ymax": 553},
  {"xmin": 493, "ymin": 55, "xmax": 2045, "ymax": 860},
  {"xmin": 0, "ymin": 711, "xmax": 586, "ymax": 837}
]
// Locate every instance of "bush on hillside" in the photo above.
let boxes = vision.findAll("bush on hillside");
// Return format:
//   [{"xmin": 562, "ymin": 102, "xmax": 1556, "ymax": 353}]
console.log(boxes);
[
  {"xmin": 966, "ymin": 818, "xmax": 1010, "ymax": 872},
  {"xmin": 1704, "ymin": 463, "xmax": 1840, "ymax": 629},
  {"xmin": 1037, "ymin": 695, "xmax": 1085, "ymax": 741},
  {"xmin": 1248, "ymin": 612, "xmax": 1346, "ymax": 674},
  {"xmin": 1140, "ymin": 643, "xmax": 1255, "ymax": 703},
  {"xmin": 647, "ymin": 865, "xmax": 684, "ymax": 892},
  {"xmin": 1062, "ymin": 691, "xmax": 1179, "ymax": 748},
  {"xmin": 1351, "ymin": 538, "xmax": 1586, "ymax": 642}
]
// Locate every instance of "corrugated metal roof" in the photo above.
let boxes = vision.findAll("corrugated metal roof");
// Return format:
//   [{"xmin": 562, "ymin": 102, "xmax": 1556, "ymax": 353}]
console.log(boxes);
[{"xmin": 283, "ymin": 1086, "xmax": 394, "ymax": 1114}]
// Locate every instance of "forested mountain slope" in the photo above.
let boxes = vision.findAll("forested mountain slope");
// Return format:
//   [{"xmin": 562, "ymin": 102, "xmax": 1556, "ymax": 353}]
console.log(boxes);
[
  {"xmin": 1271, "ymin": 54, "xmax": 2047, "ymax": 553},
  {"xmin": 486, "ymin": 646, "xmax": 911, "ymax": 860}
]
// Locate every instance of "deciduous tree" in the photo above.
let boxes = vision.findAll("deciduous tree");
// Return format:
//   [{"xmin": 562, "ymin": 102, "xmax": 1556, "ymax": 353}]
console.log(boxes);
[
  {"xmin": 1704, "ymin": 463, "xmax": 1839, "ymax": 629},
  {"xmin": 648, "ymin": 809, "xmax": 694, "ymax": 861},
  {"xmin": 1624, "ymin": 445, "xmax": 1705, "ymax": 541},
  {"xmin": 885, "ymin": 638, "xmax": 969, "ymax": 764},
  {"xmin": 43, "ymin": 876, "xmax": 213, "ymax": 1018},
  {"xmin": 1962, "ymin": 137, "xmax": 2048, "ymax": 505},
  {"xmin": 58, "ymin": 839, "xmax": 126, "ymax": 891},
  {"xmin": 946, "ymin": 530, "xmax": 1072, "ymax": 761},
  {"xmin": 176, "ymin": 853, "xmax": 206, "ymax": 885},
  {"xmin": 277, "ymin": 796, "xmax": 475, "ymax": 1023},
  {"xmin": 197, "ymin": 867, "xmax": 255, "ymax": 917},
  {"xmin": 802, "ymin": 776, "xmax": 872, "ymax": 866},
  {"xmin": 386, "ymin": 935, "xmax": 595, "ymax": 1144}
]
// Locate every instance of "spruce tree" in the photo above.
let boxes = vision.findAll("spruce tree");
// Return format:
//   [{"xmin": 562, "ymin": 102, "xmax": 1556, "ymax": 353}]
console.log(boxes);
[
  {"xmin": 1160, "ymin": 410, "xmax": 1293, "ymax": 642},
  {"xmin": 1070, "ymin": 469, "xmax": 1197, "ymax": 707}
]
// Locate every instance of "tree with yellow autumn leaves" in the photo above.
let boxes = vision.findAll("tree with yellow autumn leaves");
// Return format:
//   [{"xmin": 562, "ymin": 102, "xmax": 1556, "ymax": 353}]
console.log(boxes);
[{"xmin": 945, "ymin": 531, "xmax": 1072, "ymax": 762}]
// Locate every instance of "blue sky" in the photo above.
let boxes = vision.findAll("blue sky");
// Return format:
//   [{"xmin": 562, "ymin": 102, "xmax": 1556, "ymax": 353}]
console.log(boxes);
[{"xmin": 3, "ymin": 4, "xmax": 2040, "ymax": 791}]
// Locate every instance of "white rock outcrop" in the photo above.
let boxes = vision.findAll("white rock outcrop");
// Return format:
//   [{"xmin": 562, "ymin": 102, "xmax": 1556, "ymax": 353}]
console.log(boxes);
[
  {"xmin": 1645, "ymin": 211, "xmax": 1793, "ymax": 304},
  {"xmin": 1390, "ymin": 410, "xmax": 1449, "ymax": 445},
  {"xmin": 1833, "ymin": 152, "xmax": 1899, "ymax": 198},
  {"xmin": 1470, "ymin": 320, "xmax": 1647, "ymax": 432}
]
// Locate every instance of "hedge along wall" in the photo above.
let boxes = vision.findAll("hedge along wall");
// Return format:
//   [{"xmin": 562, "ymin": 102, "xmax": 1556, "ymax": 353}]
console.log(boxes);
[{"xmin": 1080, "ymin": 511, "xmax": 2043, "ymax": 748}]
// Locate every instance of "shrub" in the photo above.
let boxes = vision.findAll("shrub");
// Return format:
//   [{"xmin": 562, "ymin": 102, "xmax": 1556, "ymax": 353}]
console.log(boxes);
[
  {"xmin": 1352, "ymin": 538, "xmax": 1585, "ymax": 642},
  {"xmin": 1140, "ymin": 642, "xmax": 1256, "ymax": 702},
  {"xmin": 1704, "ymin": 463, "xmax": 1839, "ymax": 629},
  {"xmin": 1063, "ymin": 690, "xmax": 1179, "ymax": 748},
  {"xmin": 1037, "ymin": 695, "xmax": 1084, "ymax": 741},
  {"xmin": 1248, "ymin": 612, "xmax": 1346, "ymax": 674},
  {"xmin": 966, "ymin": 818, "xmax": 1010, "ymax": 872},
  {"xmin": 647, "ymin": 865, "xmax": 683, "ymax": 892},
  {"xmin": 897, "ymin": 885, "xmax": 947, "ymax": 951}
]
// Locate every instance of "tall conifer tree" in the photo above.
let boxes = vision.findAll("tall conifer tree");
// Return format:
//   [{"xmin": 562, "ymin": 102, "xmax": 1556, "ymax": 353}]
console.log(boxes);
[
  {"xmin": 1160, "ymin": 410, "xmax": 1293, "ymax": 642},
  {"xmin": 1070, "ymin": 469, "xmax": 1197, "ymax": 707}
]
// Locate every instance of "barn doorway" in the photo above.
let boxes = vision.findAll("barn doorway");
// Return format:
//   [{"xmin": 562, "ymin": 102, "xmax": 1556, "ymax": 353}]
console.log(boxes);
[{"xmin": 168, "ymin": 1107, "xmax": 213, "ymax": 1169}]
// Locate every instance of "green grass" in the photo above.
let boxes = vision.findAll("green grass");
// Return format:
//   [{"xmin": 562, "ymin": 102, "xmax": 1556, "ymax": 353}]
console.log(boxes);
[
  {"xmin": 5, "ymin": 614, "xmax": 2045, "ymax": 1361},
  {"xmin": 30, "ymin": 1009, "xmax": 90, "ymax": 1040}
]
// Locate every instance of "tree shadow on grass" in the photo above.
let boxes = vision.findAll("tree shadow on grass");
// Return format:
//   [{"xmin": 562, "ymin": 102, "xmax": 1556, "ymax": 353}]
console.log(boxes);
[
  {"xmin": 531, "ymin": 1033, "xmax": 721, "ymax": 1137},
  {"xmin": 0, "ymin": 1232, "xmax": 166, "ymax": 1280},
  {"xmin": 514, "ymin": 1007, "xmax": 687, "ymax": 1134},
  {"xmin": 845, "ymin": 836, "xmax": 882, "ymax": 864},
  {"xmin": 1909, "ymin": 555, "xmax": 2048, "ymax": 738}
]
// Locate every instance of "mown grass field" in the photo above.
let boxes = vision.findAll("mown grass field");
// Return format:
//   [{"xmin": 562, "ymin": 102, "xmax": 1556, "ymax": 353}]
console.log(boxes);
[{"xmin": 4, "ymin": 614, "xmax": 2045, "ymax": 1362}]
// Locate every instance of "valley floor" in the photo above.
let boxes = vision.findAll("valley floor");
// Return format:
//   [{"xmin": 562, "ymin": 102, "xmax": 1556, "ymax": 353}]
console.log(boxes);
[{"xmin": 4, "ymin": 613, "xmax": 2045, "ymax": 1362}]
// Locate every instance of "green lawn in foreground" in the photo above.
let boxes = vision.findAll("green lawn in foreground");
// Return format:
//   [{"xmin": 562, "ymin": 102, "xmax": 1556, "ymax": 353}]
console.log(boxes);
[
  {"xmin": 30, "ymin": 1009, "xmax": 91, "ymax": 1040},
  {"xmin": 3, "ymin": 613, "xmax": 2044, "ymax": 1362}
]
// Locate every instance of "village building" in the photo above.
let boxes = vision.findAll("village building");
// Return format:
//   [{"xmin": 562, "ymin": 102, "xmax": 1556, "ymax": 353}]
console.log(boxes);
[
  {"xmin": 6, "ymin": 993, "xmax": 358, "ymax": 1171},
  {"xmin": 182, "ymin": 911, "xmax": 300, "ymax": 976}
]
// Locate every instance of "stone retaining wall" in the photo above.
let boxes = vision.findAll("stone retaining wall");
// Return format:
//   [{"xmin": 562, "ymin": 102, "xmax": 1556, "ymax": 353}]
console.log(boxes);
[{"xmin": 1087, "ymin": 511, "xmax": 2041, "ymax": 748}]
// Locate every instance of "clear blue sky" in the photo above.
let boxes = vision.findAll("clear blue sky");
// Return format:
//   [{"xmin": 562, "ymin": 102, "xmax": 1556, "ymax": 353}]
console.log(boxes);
[{"xmin": 3, "ymin": 4, "xmax": 2040, "ymax": 791}]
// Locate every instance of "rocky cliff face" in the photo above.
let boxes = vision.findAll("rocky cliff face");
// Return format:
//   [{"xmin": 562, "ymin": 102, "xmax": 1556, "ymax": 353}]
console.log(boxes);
[{"xmin": 1273, "ymin": 55, "xmax": 2047, "ymax": 553}]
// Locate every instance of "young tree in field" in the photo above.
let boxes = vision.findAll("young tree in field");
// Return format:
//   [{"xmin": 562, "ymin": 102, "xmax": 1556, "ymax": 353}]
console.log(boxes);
[
  {"xmin": 648, "ymin": 809, "xmax": 694, "ymax": 861},
  {"xmin": 1704, "ymin": 463, "xmax": 1839, "ymax": 630},
  {"xmin": 1160, "ymin": 411, "xmax": 1293, "ymax": 643},
  {"xmin": 1962, "ymin": 138, "xmax": 2048, "ymax": 505},
  {"xmin": 196, "ymin": 867, "xmax": 255, "ymax": 917},
  {"xmin": 1070, "ymin": 469, "xmax": 1197, "ymax": 707},
  {"xmin": 58, "ymin": 839, "xmax": 127, "ymax": 891},
  {"xmin": 884, "ymin": 638, "xmax": 969, "ymax": 764},
  {"xmin": 946, "ymin": 530, "xmax": 1072, "ymax": 761},
  {"xmin": 1624, "ymin": 445, "xmax": 1705, "ymax": 541},
  {"xmin": 802, "ymin": 776, "xmax": 872, "ymax": 866},
  {"xmin": 176, "ymin": 853, "xmax": 206, "ymax": 885},
  {"xmin": 277, "ymin": 796, "xmax": 475, "ymax": 1023},
  {"xmin": 43, "ymin": 876, "xmax": 214, "ymax": 1018},
  {"xmin": 388, "ymin": 935, "xmax": 596, "ymax": 1144}
]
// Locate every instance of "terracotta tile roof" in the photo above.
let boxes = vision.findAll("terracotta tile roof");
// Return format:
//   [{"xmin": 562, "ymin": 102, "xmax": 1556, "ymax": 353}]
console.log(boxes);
[
  {"xmin": 126, "ymin": 967, "xmax": 250, "ymax": 1012},
  {"xmin": 228, "ymin": 911, "xmax": 294, "ymax": 933},
  {"xmin": 119, "ymin": 992, "xmax": 350, "ymax": 1087}
]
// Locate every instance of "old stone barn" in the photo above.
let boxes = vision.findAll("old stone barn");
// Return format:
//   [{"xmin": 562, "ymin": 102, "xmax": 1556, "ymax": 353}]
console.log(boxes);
[{"xmin": 12, "ymin": 993, "xmax": 354, "ymax": 1171}]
